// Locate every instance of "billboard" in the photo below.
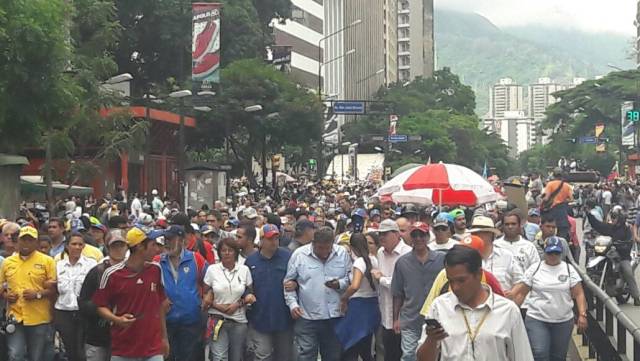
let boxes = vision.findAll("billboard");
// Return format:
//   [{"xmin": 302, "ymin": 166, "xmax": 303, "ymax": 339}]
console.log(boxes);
[
  {"xmin": 192, "ymin": 3, "xmax": 222, "ymax": 93},
  {"xmin": 621, "ymin": 101, "xmax": 635, "ymax": 147}
]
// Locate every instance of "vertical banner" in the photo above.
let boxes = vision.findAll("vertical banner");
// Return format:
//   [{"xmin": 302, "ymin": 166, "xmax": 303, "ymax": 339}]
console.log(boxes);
[
  {"xmin": 192, "ymin": 3, "xmax": 222, "ymax": 95},
  {"xmin": 622, "ymin": 101, "xmax": 635, "ymax": 147},
  {"xmin": 389, "ymin": 114, "xmax": 398, "ymax": 135}
]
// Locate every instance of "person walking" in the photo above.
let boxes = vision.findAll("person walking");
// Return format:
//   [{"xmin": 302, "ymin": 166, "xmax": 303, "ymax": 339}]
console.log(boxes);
[
  {"xmin": 93, "ymin": 227, "xmax": 170, "ymax": 361},
  {"xmin": 203, "ymin": 238, "xmax": 256, "ymax": 361},
  {"xmin": 246, "ymin": 224, "xmax": 293, "ymax": 361},
  {"xmin": 372, "ymin": 219, "xmax": 412, "ymax": 361},
  {"xmin": 336, "ymin": 233, "xmax": 381, "ymax": 361},
  {"xmin": 54, "ymin": 232, "xmax": 97, "ymax": 361},
  {"xmin": 417, "ymin": 245, "xmax": 533, "ymax": 361},
  {"xmin": 512, "ymin": 238, "xmax": 588, "ymax": 361},
  {"xmin": 78, "ymin": 229, "xmax": 129, "ymax": 361},
  {"xmin": 284, "ymin": 226, "xmax": 352, "ymax": 361},
  {"xmin": 391, "ymin": 222, "xmax": 445, "ymax": 361},
  {"xmin": 0, "ymin": 225, "xmax": 57, "ymax": 361}
]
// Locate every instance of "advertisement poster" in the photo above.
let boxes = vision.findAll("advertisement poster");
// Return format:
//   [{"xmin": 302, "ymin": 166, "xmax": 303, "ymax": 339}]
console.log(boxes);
[{"xmin": 192, "ymin": 3, "xmax": 222, "ymax": 93}]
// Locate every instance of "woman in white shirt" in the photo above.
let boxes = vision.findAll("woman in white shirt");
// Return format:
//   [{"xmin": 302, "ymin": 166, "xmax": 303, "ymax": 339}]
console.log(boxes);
[
  {"xmin": 54, "ymin": 232, "xmax": 97, "ymax": 361},
  {"xmin": 203, "ymin": 238, "xmax": 256, "ymax": 361},
  {"xmin": 336, "ymin": 233, "xmax": 381, "ymax": 361},
  {"xmin": 512, "ymin": 237, "xmax": 587, "ymax": 361}
]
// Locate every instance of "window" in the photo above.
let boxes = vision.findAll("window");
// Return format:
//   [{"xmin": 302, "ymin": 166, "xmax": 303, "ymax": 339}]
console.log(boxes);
[
  {"xmin": 400, "ymin": 42, "xmax": 410, "ymax": 52},
  {"xmin": 399, "ymin": 28, "xmax": 410, "ymax": 39}
]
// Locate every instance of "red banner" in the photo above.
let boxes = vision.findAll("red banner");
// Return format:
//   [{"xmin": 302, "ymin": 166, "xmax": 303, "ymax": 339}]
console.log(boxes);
[{"xmin": 192, "ymin": 3, "xmax": 221, "ymax": 88}]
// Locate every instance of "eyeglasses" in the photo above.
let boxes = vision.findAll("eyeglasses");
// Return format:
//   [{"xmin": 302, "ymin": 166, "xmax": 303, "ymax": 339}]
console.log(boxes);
[{"xmin": 434, "ymin": 227, "xmax": 448, "ymax": 232}]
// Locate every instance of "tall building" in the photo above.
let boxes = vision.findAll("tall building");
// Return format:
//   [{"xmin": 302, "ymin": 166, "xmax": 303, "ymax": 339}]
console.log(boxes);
[
  {"xmin": 483, "ymin": 111, "xmax": 536, "ymax": 157},
  {"xmin": 528, "ymin": 77, "xmax": 566, "ymax": 120},
  {"xmin": 271, "ymin": 0, "xmax": 324, "ymax": 89},
  {"xmin": 488, "ymin": 78, "xmax": 526, "ymax": 119},
  {"xmin": 397, "ymin": 0, "xmax": 435, "ymax": 82}
]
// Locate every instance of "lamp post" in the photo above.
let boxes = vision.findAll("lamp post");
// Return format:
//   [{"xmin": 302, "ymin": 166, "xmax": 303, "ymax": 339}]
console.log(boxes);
[
  {"xmin": 244, "ymin": 105, "xmax": 266, "ymax": 189},
  {"xmin": 169, "ymin": 89, "xmax": 192, "ymax": 207},
  {"xmin": 317, "ymin": 19, "xmax": 362, "ymax": 98}
]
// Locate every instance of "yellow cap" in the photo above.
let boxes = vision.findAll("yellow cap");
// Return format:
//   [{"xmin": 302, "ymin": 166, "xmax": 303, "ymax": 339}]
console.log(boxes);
[
  {"xmin": 18, "ymin": 226, "xmax": 38, "ymax": 239},
  {"xmin": 126, "ymin": 227, "xmax": 148, "ymax": 247}
]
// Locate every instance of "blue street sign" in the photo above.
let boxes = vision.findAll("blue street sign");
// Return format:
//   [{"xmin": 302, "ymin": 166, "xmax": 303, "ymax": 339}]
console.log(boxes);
[
  {"xmin": 333, "ymin": 101, "xmax": 366, "ymax": 114},
  {"xmin": 388, "ymin": 134, "xmax": 409, "ymax": 143},
  {"xmin": 579, "ymin": 136, "xmax": 597, "ymax": 144}
]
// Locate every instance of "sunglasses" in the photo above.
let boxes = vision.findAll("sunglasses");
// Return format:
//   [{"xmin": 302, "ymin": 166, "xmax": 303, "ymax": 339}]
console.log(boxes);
[{"xmin": 434, "ymin": 227, "xmax": 448, "ymax": 232}]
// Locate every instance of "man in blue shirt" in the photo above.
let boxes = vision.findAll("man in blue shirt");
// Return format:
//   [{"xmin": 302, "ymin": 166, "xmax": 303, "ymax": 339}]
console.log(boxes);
[
  {"xmin": 284, "ymin": 226, "xmax": 352, "ymax": 361},
  {"xmin": 246, "ymin": 224, "xmax": 293, "ymax": 361},
  {"xmin": 157, "ymin": 225, "xmax": 208, "ymax": 361}
]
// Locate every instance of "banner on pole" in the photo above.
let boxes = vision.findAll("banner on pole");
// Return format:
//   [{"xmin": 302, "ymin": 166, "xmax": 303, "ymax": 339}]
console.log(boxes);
[
  {"xmin": 621, "ymin": 102, "xmax": 635, "ymax": 146},
  {"xmin": 192, "ymin": 3, "xmax": 222, "ymax": 93}
]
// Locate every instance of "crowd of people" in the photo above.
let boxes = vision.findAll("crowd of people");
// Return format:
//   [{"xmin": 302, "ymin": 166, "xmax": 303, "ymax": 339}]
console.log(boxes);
[{"xmin": 0, "ymin": 167, "xmax": 635, "ymax": 361}]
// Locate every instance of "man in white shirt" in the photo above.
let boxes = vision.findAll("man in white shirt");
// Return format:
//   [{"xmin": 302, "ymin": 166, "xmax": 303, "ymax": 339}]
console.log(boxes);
[
  {"xmin": 130, "ymin": 193, "xmax": 142, "ymax": 219},
  {"xmin": 372, "ymin": 219, "xmax": 412, "ymax": 361},
  {"xmin": 495, "ymin": 212, "xmax": 540, "ymax": 275},
  {"xmin": 602, "ymin": 187, "xmax": 612, "ymax": 217},
  {"xmin": 417, "ymin": 245, "xmax": 533, "ymax": 361}
]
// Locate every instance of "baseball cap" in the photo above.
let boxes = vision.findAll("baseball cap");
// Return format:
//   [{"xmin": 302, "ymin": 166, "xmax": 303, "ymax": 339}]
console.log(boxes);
[
  {"xmin": 460, "ymin": 235, "xmax": 485, "ymax": 253},
  {"xmin": 190, "ymin": 223, "xmax": 201, "ymax": 233},
  {"xmin": 433, "ymin": 212, "xmax": 452, "ymax": 228},
  {"xmin": 263, "ymin": 224, "xmax": 280, "ymax": 239},
  {"xmin": 378, "ymin": 219, "xmax": 400, "ymax": 233},
  {"xmin": 410, "ymin": 222, "xmax": 430, "ymax": 234},
  {"xmin": 528, "ymin": 208, "xmax": 541, "ymax": 217},
  {"xmin": 544, "ymin": 236, "xmax": 563, "ymax": 254},
  {"xmin": 165, "ymin": 225, "xmax": 186, "ymax": 239},
  {"xmin": 449, "ymin": 209, "xmax": 465, "ymax": 219},
  {"xmin": 126, "ymin": 227, "xmax": 148, "ymax": 247},
  {"xmin": 370, "ymin": 209, "xmax": 381, "ymax": 217},
  {"xmin": 107, "ymin": 229, "xmax": 127, "ymax": 245},
  {"xmin": 243, "ymin": 208, "xmax": 258, "ymax": 219},
  {"xmin": 90, "ymin": 223, "xmax": 108, "ymax": 233},
  {"xmin": 295, "ymin": 219, "xmax": 316, "ymax": 232},
  {"xmin": 201, "ymin": 225, "xmax": 217, "ymax": 236},
  {"xmin": 147, "ymin": 230, "xmax": 166, "ymax": 246},
  {"xmin": 351, "ymin": 208, "xmax": 367, "ymax": 219},
  {"xmin": 18, "ymin": 226, "xmax": 38, "ymax": 239}
]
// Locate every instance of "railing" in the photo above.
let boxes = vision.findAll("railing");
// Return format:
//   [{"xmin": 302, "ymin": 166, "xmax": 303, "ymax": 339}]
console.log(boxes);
[{"xmin": 570, "ymin": 259, "xmax": 640, "ymax": 360}]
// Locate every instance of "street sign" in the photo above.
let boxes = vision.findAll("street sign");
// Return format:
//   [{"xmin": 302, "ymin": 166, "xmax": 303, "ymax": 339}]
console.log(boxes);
[
  {"xmin": 579, "ymin": 136, "xmax": 597, "ymax": 144},
  {"xmin": 333, "ymin": 101, "xmax": 366, "ymax": 114},
  {"xmin": 408, "ymin": 135, "xmax": 423, "ymax": 141},
  {"xmin": 388, "ymin": 134, "xmax": 409, "ymax": 143}
]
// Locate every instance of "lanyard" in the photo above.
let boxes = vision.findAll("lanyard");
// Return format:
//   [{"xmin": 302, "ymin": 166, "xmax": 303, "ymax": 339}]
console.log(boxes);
[{"xmin": 461, "ymin": 307, "xmax": 490, "ymax": 359}]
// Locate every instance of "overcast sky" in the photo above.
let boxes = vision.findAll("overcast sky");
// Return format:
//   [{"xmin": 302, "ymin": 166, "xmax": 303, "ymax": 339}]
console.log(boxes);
[{"xmin": 437, "ymin": 0, "xmax": 637, "ymax": 35}]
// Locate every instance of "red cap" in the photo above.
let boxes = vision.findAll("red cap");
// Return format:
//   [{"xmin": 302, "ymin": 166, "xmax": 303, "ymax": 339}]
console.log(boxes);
[
  {"xmin": 460, "ymin": 235, "xmax": 485, "ymax": 253},
  {"xmin": 410, "ymin": 222, "xmax": 430, "ymax": 234}
]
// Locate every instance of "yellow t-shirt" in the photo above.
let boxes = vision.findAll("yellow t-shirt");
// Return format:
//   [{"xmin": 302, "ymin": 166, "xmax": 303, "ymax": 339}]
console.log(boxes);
[
  {"xmin": 420, "ymin": 269, "xmax": 489, "ymax": 317},
  {"xmin": 55, "ymin": 244, "xmax": 104, "ymax": 263},
  {"xmin": 0, "ymin": 251, "xmax": 57, "ymax": 325}
]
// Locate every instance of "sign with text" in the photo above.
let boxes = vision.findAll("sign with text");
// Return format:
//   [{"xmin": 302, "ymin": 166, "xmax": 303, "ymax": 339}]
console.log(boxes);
[{"xmin": 333, "ymin": 101, "xmax": 366, "ymax": 114}]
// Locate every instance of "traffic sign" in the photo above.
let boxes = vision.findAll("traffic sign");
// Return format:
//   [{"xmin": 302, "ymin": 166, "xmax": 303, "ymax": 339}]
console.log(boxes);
[
  {"xmin": 408, "ymin": 135, "xmax": 423, "ymax": 141},
  {"xmin": 388, "ymin": 134, "xmax": 409, "ymax": 143},
  {"xmin": 333, "ymin": 101, "xmax": 366, "ymax": 114},
  {"xmin": 579, "ymin": 136, "xmax": 597, "ymax": 144}
]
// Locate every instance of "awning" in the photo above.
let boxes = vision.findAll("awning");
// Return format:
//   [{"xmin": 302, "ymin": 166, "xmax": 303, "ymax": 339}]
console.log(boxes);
[{"xmin": 21, "ymin": 176, "xmax": 93, "ymax": 197}]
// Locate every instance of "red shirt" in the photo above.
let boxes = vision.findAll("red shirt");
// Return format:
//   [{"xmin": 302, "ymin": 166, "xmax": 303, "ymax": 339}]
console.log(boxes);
[
  {"xmin": 186, "ymin": 234, "xmax": 215, "ymax": 264},
  {"xmin": 93, "ymin": 262, "xmax": 166, "ymax": 358},
  {"xmin": 483, "ymin": 269, "xmax": 505, "ymax": 297}
]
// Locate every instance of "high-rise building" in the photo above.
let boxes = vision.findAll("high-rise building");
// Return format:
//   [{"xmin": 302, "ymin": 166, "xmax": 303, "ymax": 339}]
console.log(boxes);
[
  {"xmin": 271, "ymin": 0, "xmax": 324, "ymax": 89},
  {"xmin": 397, "ymin": 0, "xmax": 434, "ymax": 82},
  {"xmin": 488, "ymin": 78, "xmax": 526, "ymax": 119},
  {"xmin": 528, "ymin": 77, "xmax": 566, "ymax": 120},
  {"xmin": 483, "ymin": 111, "xmax": 536, "ymax": 157}
]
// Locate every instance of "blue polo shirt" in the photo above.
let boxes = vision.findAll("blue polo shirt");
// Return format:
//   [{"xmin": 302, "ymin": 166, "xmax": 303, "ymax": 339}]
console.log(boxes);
[
  {"xmin": 246, "ymin": 248, "xmax": 292, "ymax": 333},
  {"xmin": 159, "ymin": 250, "xmax": 206, "ymax": 325}
]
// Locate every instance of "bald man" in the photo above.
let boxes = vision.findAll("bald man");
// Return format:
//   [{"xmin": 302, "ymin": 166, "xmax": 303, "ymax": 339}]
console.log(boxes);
[{"xmin": 396, "ymin": 217, "xmax": 412, "ymax": 247}]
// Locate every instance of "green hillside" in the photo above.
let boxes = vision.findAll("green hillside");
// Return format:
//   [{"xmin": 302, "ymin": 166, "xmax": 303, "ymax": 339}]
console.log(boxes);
[{"xmin": 435, "ymin": 9, "xmax": 632, "ymax": 115}]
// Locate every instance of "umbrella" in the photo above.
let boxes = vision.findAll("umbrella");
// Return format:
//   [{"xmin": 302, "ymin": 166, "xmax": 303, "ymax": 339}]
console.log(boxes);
[
  {"xmin": 375, "ymin": 163, "xmax": 500, "ymax": 206},
  {"xmin": 390, "ymin": 163, "xmax": 422, "ymax": 178}
]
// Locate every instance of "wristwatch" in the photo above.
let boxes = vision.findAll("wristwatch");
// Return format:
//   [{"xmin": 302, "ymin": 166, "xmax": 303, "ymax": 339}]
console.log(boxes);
[
  {"xmin": 36, "ymin": 292, "xmax": 42, "ymax": 300},
  {"xmin": 579, "ymin": 312, "xmax": 587, "ymax": 318}
]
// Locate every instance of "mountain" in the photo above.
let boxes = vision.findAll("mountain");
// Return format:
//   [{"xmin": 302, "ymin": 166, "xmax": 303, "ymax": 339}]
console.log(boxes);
[{"xmin": 434, "ymin": 9, "xmax": 633, "ymax": 115}]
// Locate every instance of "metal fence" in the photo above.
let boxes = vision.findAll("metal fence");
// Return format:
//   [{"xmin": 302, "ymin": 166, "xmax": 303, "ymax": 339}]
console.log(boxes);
[{"xmin": 570, "ymin": 259, "xmax": 640, "ymax": 360}]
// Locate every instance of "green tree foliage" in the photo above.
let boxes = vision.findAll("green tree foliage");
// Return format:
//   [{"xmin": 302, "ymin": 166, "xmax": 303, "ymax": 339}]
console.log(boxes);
[
  {"xmin": 191, "ymin": 59, "xmax": 322, "ymax": 181},
  {"xmin": 521, "ymin": 70, "xmax": 640, "ymax": 175},
  {"xmin": 343, "ymin": 68, "xmax": 511, "ymax": 176}
]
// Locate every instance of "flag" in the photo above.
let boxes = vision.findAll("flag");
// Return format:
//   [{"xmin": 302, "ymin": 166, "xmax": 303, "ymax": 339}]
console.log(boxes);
[
  {"xmin": 192, "ymin": 3, "xmax": 222, "ymax": 94},
  {"xmin": 482, "ymin": 161, "xmax": 488, "ymax": 179}
]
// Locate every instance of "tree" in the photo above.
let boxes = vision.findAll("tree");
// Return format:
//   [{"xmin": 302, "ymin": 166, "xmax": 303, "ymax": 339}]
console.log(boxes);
[{"xmin": 191, "ymin": 59, "xmax": 322, "ymax": 183}]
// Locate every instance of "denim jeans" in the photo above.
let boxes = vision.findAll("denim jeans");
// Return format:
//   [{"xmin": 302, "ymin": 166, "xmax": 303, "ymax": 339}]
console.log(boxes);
[
  {"xmin": 247, "ymin": 325, "xmax": 293, "ymax": 361},
  {"xmin": 293, "ymin": 318, "xmax": 341, "ymax": 361},
  {"xmin": 110, "ymin": 356, "xmax": 163, "ymax": 361},
  {"xmin": 400, "ymin": 325, "xmax": 421, "ymax": 361},
  {"xmin": 166, "ymin": 322, "xmax": 202, "ymax": 361},
  {"xmin": 525, "ymin": 316, "xmax": 574, "ymax": 361},
  {"xmin": 85, "ymin": 344, "xmax": 110, "ymax": 361},
  {"xmin": 7, "ymin": 322, "xmax": 55, "ymax": 361},
  {"xmin": 208, "ymin": 320, "xmax": 248, "ymax": 361}
]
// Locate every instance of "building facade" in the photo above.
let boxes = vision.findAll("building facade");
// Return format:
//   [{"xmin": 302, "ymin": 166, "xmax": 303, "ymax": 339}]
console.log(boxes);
[
  {"xmin": 483, "ymin": 111, "xmax": 535, "ymax": 158},
  {"xmin": 397, "ymin": 0, "xmax": 434, "ymax": 82},
  {"xmin": 488, "ymin": 78, "xmax": 526, "ymax": 119},
  {"xmin": 271, "ymin": 0, "xmax": 324, "ymax": 89}
]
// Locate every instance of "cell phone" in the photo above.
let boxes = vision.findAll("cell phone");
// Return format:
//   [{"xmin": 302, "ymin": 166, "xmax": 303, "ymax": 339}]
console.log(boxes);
[{"xmin": 425, "ymin": 318, "xmax": 443, "ymax": 329}]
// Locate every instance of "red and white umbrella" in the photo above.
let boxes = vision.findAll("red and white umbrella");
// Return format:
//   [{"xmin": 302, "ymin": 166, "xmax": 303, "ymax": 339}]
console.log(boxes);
[{"xmin": 375, "ymin": 163, "xmax": 501, "ymax": 206}]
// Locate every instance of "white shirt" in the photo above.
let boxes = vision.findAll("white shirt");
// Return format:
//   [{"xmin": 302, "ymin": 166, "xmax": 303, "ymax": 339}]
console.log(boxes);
[
  {"xmin": 377, "ymin": 240, "xmax": 412, "ymax": 329},
  {"xmin": 204, "ymin": 262, "xmax": 253, "ymax": 323},
  {"xmin": 483, "ymin": 246, "xmax": 523, "ymax": 291},
  {"xmin": 524, "ymin": 261, "xmax": 581, "ymax": 323},
  {"xmin": 495, "ymin": 236, "xmax": 540, "ymax": 275},
  {"xmin": 352, "ymin": 256, "xmax": 379, "ymax": 298},
  {"xmin": 130, "ymin": 197, "xmax": 142, "ymax": 217},
  {"xmin": 602, "ymin": 190, "xmax": 612, "ymax": 205},
  {"xmin": 427, "ymin": 286, "xmax": 534, "ymax": 361},
  {"xmin": 55, "ymin": 255, "xmax": 97, "ymax": 311},
  {"xmin": 428, "ymin": 239, "xmax": 458, "ymax": 252}
]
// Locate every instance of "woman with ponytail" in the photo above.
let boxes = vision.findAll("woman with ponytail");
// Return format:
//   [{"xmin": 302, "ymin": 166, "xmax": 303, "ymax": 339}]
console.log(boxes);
[{"xmin": 335, "ymin": 233, "xmax": 381, "ymax": 361}]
